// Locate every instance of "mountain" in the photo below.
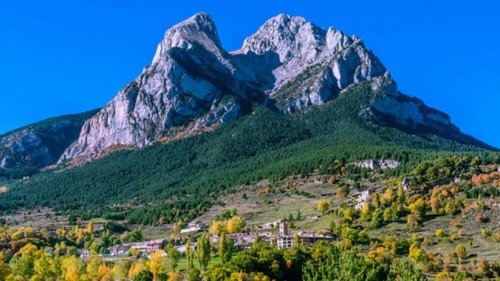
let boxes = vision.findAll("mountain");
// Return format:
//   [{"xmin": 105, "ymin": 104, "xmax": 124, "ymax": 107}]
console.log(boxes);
[
  {"xmin": 0, "ymin": 88, "xmax": 494, "ymax": 221},
  {"xmin": 57, "ymin": 13, "xmax": 492, "ymax": 165},
  {"xmin": 0, "ymin": 13, "xmax": 495, "ymax": 221},
  {"xmin": 0, "ymin": 110, "xmax": 98, "ymax": 178}
]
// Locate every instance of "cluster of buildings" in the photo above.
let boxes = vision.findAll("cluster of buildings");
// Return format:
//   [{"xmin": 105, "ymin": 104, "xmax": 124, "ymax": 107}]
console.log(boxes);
[
  {"xmin": 103, "ymin": 221, "xmax": 206, "ymax": 257},
  {"xmin": 108, "ymin": 239, "xmax": 164, "ymax": 256},
  {"xmin": 354, "ymin": 159, "xmax": 399, "ymax": 170},
  {"xmin": 274, "ymin": 222, "xmax": 335, "ymax": 248},
  {"xmin": 211, "ymin": 221, "xmax": 335, "ymax": 249},
  {"xmin": 83, "ymin": 219, "xmax": 335, "ymax": 260}
]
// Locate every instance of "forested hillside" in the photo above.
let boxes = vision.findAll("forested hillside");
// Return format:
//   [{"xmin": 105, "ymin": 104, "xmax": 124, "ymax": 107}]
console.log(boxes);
[{"xmin": 0, "ymin": 83, "xmax": 495, "ymax": 224}]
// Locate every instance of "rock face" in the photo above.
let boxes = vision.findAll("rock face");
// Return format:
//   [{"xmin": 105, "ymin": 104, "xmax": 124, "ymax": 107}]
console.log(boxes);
[
  {"xmin": 0, "ymin": 110, "xmax": 97, "ymax": 171},
  {"xmin": 232, "ymin": 14, "xmax": 386, "ymax": 112},
  {"xmin": 58, "ymin": 13, "xmax": 487, "ymax": 163},
  {"xmin": 59, "ymin": 13, "xmax": 264, "ymax": 162}
]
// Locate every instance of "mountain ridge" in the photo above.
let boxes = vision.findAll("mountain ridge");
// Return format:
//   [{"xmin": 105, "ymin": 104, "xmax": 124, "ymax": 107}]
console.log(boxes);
[
  {"xmin": 56, "ymin": 13, "xmax": 492, "ymax": 164},
  {"xmin": 0, "ymin": 109, "xmax": 99, "ymax": 177},
  {"xmin": 0, "ymin": 13, "xmax": 495, "ymax": 176}
]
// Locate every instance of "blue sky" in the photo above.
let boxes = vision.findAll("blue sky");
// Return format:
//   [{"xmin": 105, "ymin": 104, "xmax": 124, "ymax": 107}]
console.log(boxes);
[{"xmin": 0, "ymin": 0, "xmax": 499, "ymax": 147}]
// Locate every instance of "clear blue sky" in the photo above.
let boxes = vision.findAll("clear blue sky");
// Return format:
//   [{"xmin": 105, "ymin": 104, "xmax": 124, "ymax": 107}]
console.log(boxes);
[{"xmin": 0, "ymin": 1, "xmax": 499, "ymax": 147}]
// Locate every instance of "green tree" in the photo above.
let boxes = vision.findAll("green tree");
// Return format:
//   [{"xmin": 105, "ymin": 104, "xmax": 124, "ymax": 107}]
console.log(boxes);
[
  {"xmin": 122, "ymin": 228, "xmax": 143, "ymax": 243},
  {"xmin": 218, "ymin": 233, "xmax": 234, "ymax": 263},
  {"xmin": 197, "ymin": 234, "xmax": 211, "ymax": 271},
  {"xmin": 134, "ymin": 269, "xmax": 153, "ymax": 281},
  {"xmin": 408, "ymin": 198, "xmax": 427, "ymax": 222},
  {"xmin": 33, "ymin": 254, "xmax": 61, "ymax": 280},
  {"xmin": 370, "ymin": 208, "xmax": 384, "ymax": 229},
  {"xmin": 186, "ymin": 240, "xmax": 195, "ymax": 270},
  {"xmin": 9, "ymin": 243, "xmax": 39, "ymax": 280},
  {"xmin": 388, "ymin": 259, "xmax": 427, "ymax": 281},
  {"xmin": 168, "ymin": 245, "xmax": 181, "ymax": 271},
  {"xmin": 188, "ymin": 268, "xmax": 202, "ymax": 281},
  {"xmin": 303, "ymin": 245, "xmax": 383, "ymax": 281},
  {"xmin": 455, "ymin": 245, "xmax": 467, "ymax": 263}
]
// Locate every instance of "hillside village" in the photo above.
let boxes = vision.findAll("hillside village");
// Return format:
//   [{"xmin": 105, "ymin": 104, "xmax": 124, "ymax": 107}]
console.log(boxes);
[
  {"xmin": 59, "ymin": 158, "xmax": 498, "ymax": 278},
  {"xmin": 0, "ymin": 154, "xmax": 499, "ymax": 280}
]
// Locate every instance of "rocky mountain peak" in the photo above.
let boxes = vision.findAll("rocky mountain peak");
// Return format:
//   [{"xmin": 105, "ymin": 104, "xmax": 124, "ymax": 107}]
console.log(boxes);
[
  {"xmin": 54, "ymin": 13, "xmax": 485, "ymax": 164},
  {"xmin": 238, "ymin": 14, "xmax": 325, "ymax": 62},
  {"xmin": 233, "ymin": 14, "xmax": 386, "ymax": 112},
  {"xmin": 152, "ymin": 12, "xmax": 223, "ymax": 64}
]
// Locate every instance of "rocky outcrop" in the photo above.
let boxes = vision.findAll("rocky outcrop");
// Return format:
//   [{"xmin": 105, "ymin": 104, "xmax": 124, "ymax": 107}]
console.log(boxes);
[
  {"xmin": 233, "ymin": 14, "xmax": 386, "ymax": 113},
  {"xmin": 57, "ymin": 13, "xmax": 490, "ymax": 163},
  {"xmin": 0, "ymin": 110, "xmax": 97, "ymax": 171},
  {"xmin": 59, "ymin": 13, "xmax": 269, "ymax": 162}
]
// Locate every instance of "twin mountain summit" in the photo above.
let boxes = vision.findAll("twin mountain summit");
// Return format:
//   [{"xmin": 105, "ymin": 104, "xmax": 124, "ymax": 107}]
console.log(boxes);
[{"xmin": 0, "ymin": 13, "xmax": 494, "ymax": 174}]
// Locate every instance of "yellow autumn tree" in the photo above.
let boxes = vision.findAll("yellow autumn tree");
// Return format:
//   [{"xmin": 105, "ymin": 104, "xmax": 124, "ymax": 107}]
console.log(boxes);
[
  {"xmin": 85, "ymin": 255, "xmax": 109, "ymax": 280},
  {"xmin": 147, "ymin": 250, "xmax": 167, "ymax": 279},
  {"xmin": 476, "ymin": 259, "xmax": 492, "ymax": 277},
  {"xmin": 168, "ymin": 271, "xmax": 182, "ymax": 281},
  {"xmin": 407, "ymin": 214, "xmax": 419, "ymax": 231},
  {"xmin": 381, "ymin": 187, "xmax": 394, "ymax": 204},
  {"xmin": 170, "ymin": 221, "xmax": 181, "ymax": 240},
  {"xmin": 61, "ymin": 255, "xmax": 84, "ymax": 281},
  {"xmin": 98, "ymin": 263, "xmax": 112, "ymax": 280},
  {"xmin": 33, "ymin": 254, "xmax": 60, "ymax": 280},
  {"xmin": 76, "ymin": 228, "xmax": 85, "ymax": 245},
  {"xmin": 0, "ymin": 252, "xmax": 10, "ymax": 280},
  {"xmin": 317, "ymin": 200, "xmax": 330, "ymax": 214},
  {"xmin": 455, "ymin": 245, "xmax": 467, "ymax": 263},
  {"xmin": 408, "ymin": 198, "xmax": 427, "ymax": 222},
  {"xmin": 128, "ymin": 261, "xmax": 148, "ymax": 279},
  {"xmin": 129, "ymin": 248, "xmax": 141, "ymax": 259},
  {"xmin": 86, "ymin": 221, "xmax": 94, "ymax": 234},
  {"xmin": 226, "ymin": 216, "xmax": 245, "ymax": 233},
  {"xmin": 209, "ymin": 220, "xmax": 225, "ymax": 235},
  {"xmin": 111, "ymin": 261, "xmax": 130, "ymax": 280},
  {"xmin": 360, "ymin": 203, "xmax": 372, "ymax": 221}
]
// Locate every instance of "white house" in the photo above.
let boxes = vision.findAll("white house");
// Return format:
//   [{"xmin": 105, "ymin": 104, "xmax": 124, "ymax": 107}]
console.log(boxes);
[
  {"xmin": 181, "ymin": 221, "xmax": 206, "ymax": 234},
  {"xmin": 79, "ymin": 249, "xmax": 91, "ymax": 260},
  {"xmin": 353, "ymin": 190, "xmax": 370, "ymax": 210},
  {"xmin": 262, "ymin": 219, "xmax": 283, "ymax": 230}
]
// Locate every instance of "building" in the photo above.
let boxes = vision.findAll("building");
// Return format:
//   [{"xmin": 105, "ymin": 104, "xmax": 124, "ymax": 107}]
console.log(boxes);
[
  {"xmin": 108, "ymin": 239, "xmax": 164, "ymax": 256},
  {"xmin": 147, "ymin": 240, "xmax": 164, "ymax": 252},
  {"xmin": 79, "ymin": 249, "xmax": 91, "ymax": 260},
  {"xmin": 354, "ymin": 160, "xmax": 380, "ymax": 170},
  {"xmin": 279, "ymin": 221, "xmax": 288, "ymax": 236},
  {"xmin": 354, "ymin": 159, "xmax": 400, "ymax": 170},
  {"xmin": 174, "ymin": 243, "xmax": 195, "ymax": 254},
  {"xmin": 210, "ymin": 232, "xmax": 274, "ymax": 249},
  {"xmin": 181, "ymin": 220, "xmax": 206, "ymax": 234},
  {"xmin": 262, "ymin": 219, "xmax": 283, "ymax": 230},
  {"xmin": 276, "ymin": 232, "xmax": 335, "ymax": 249},
  {"xmin": 108, "ymin": 245, "xmax": 131, "ymax": 256},
  {"xmin": 402, "ymin": 177, "xmax": 414, "ymax": 190},
  {"xmin": 276, "ymin": 236, "xmax": 294, "ymax": 249},
  {"xmin": 353, "ymin": 190, "xmax": 370, "ymax": 210}
]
